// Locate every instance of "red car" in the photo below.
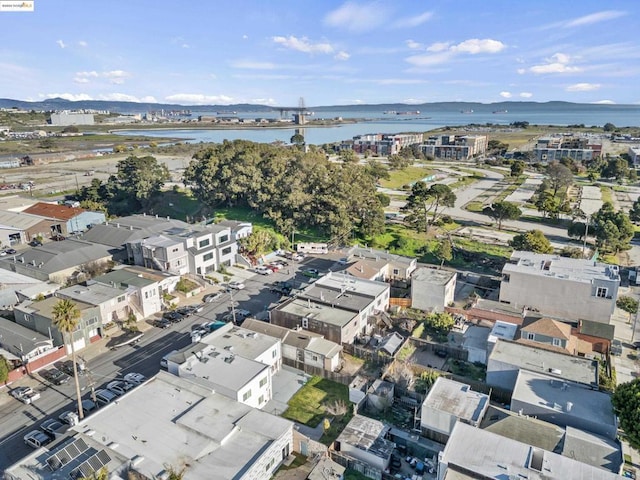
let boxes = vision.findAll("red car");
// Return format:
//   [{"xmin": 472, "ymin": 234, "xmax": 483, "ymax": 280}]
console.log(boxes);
[{"xmin": 266, "ymin": 263, "xmax": 282, "ymax": 272}]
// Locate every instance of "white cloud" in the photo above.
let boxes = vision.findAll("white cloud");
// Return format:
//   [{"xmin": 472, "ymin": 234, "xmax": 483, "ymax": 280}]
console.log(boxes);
[
  {"xmin": 393, "ymin": 11, "xmax": 433, "ymax": 28},
  {"xmin": 517, "ymin": 68, "xmax": 526, "ymax": 75},
  {"xmin": 565, "ymin": 10, "xmax": 626, "ymax": 28},
  {"xmin": 164, "ymin": 93, "xmax": 235, "ymax": 105},
  {"xmin": 250, "ymin": 98, "xmax": 277, "ymax": 106},
  {"xmin": 41, "ymin": 93, "xmax": 92, "ymax": 101},
  {"xmin": 272, "ymin": 35, "xmax": 334, "ymax": 55},
  {"xmin": 519, "ymin": 92, "xmax": 533, "ymax": 98},
  {"xmin": 499, "ymin": 91, "xmax": 512, "ymax": 98},
  {"xmin": 56, "ymin": 40, "xmax": 66, "ymax": 49},
  {"xmin": 403, "ymin": 98, "xmax": 424, "ymax": 104},
  {"xmin": 324, "ymin": 1, "xmax": 389, "ymax": 33},
  {"xmin": 242, "ymin": 35, "xmax": 248, "ymax": 40},
  {"xmin": 78, "ymin": 40, "xmax": 88, "ymax": 47},
  {"xmin": 74, "ymin": 77, "xmax": 89, "ymax": 84},
  {"xmin": 592, "ymin": 99, "xmax": 615, "ymax": 104},
  {"xmin": 406, "ymin": 40, "xmax": 422, "ymax": 50},
  {"xmin": 450, "ymin": 38, "xmax": 506, "ymax": 54},
  {"xmin": 76, "ymin": 71, "xmax": 99, "ymax": 78},
  {"xmin": 40, "ymin": 93, "xmax": 158, "ymax": 103},
  {"xmin": 566, "ymin": 82, "xmax": 601, "ymax": 92},
  {"xmin": 103, "ymin": 70, "xmax": 129, "ymax": 78},
  {"xmin": 231, "ymin": 60, "xmax": 276, "ymax": 70},
  {"xmin": 407, "ymin": 38, "xmax": 506, "ymax": 67},
  {"xmin": 376, "ymin": 78, "xmax": 426, "ymax": 85},
  {"xmin": 527, "ymin": 53, "xmax": 582, "ymax": 74},
  {"xmin": 182, "ymin": 43, "xmax": 189, "ymax": 49},
  {"xmin": 334, "ymin": 51, "xmax": 350, "ymax": 61}
]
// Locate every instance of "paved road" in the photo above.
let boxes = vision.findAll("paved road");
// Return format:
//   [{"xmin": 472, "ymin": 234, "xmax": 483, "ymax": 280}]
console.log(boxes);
[{"xmin": 0, "ymin": 256, "xmax": 326, "ymax": 471}]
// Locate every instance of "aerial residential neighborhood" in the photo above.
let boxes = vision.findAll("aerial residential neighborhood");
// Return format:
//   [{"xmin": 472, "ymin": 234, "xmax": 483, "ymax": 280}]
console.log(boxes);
[{"xmin": 2, "ymin": 2, "xmax": 640, "ymax": 480}]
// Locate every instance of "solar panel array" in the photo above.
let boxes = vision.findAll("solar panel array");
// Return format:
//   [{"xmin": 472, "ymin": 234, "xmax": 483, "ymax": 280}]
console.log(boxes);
[
  {"xmin": 45, "ymin": 437, "xmax": 89, "ymax": 471},
  {"xmin": 70, "ymin": 449, "xmax": 111, "ymax": 479}
]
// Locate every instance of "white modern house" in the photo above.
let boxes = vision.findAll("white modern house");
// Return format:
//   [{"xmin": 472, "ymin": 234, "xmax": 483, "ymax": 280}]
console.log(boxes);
[
  {"xmin": 411, "ymin": 267, "xmax": 456, "ymax": 312},
  {"xmin": 499, "ymin": 252, "xmax": 620, "ymax": 324}
]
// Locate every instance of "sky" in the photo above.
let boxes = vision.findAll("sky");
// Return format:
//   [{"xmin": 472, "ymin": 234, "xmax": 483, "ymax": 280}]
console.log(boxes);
[{"xmin": 0, "ymin": 0, "xmax": 638, "ymax": 106}]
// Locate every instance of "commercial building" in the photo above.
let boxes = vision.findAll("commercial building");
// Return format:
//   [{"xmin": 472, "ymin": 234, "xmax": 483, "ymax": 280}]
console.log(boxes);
[
  {"xmin": 4, "ymin": 372, "xmax": 294, "ymax": 480},
  {"xmin": 271, "ymin": 272, "xmax": 390, "ymax": 344},
  {"xmin": 420, "ymin": 377, "xmax": 490, "ymax": 443},
  {"xmin": 499, "ymin": 251, "xmax": 620, "ymax": 324},
  {"xmin": 486, "ymin": 339, "xmax": 599, "ymax": 391},
  {"xmin": 49, "ymin": 111, "xmax": 95, "ymax": 126},
  {"xmin": 420, "ymin": 134, "xmax": 488, "ymax": 160},
  {"xmin": 352, "ymin": 133, "xmax": 424, "ymax": 156},
  {"xmin": 511, "ymin": 369, "xmax": 617, "ymax": 440},
  {"xmin": 410, "ymin": 267, "xmax": 456, "ymax": 312},
  {"xmin": 532, "ymin": 136, "xmax": 602, "ymax": 163},
  {"xmin": 437, "ymin": 422, "xmax": 620, "ymax": 480},
  {"xmin": 0, "ymin": 210, "xmax": 58, "ymax": 246},
  {"xmin": 628, "ymin": 146, "xmax": 640, "ymax": 167},
  {"xmin": 23, "ymin": 202, "xmax": 106, "ymax": 235}
]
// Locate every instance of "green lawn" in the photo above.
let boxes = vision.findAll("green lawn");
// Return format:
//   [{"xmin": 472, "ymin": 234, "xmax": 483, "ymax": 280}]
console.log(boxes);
[
  {"xmin": 379, "ymin": 165, "xmax": 435, "ymax": 189},
  {"xmin": 600, "ymin": 185, "xmax": 613, "ymax": 205}
]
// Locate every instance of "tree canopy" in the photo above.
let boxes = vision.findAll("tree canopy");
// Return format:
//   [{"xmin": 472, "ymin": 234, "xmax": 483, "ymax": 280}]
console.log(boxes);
[
  {"xmin": 546, "ymin": 162, "xmax": 573, "ymax": 197},
  {"xmin": 435, "ymin": 239, "xmax": 453, "ymax": 267},
  {"xmin": 612, "ymin": 379, "xmax": 640, "ymax": 448},
  {"xmin": 591, "ymin": 202, "xmax": 634, "ymax": 253},
  {"xmin": 482, "ymin": 201, "xmax": 522, "ymax": 230},
  {"xmin": 509, "ymin": 229, "xmax": 553, "ymax": 253},
  {"xmin": 616, "ymin": 295, "xmax": 638, "ymax": 323},
  {"xmin": 402, "ymin": 182, "xmax": 456, "ymax": 233}
]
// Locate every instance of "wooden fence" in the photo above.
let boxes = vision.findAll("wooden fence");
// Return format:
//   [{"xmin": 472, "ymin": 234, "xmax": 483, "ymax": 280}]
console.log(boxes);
[
  {"xmin": 389, "ymin": 297, "xmax": 412, "ymax": 308},
  {"xmin": 282, "ymin": 358, "xmax": 355, "ymax": 386}
]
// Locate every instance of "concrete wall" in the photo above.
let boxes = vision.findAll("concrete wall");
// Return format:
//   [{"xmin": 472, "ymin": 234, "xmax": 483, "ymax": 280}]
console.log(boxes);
[
  {"xmin": 486, "ymin": 359, "xmax": 519, "ymax": 391},
  {"xmin": 499, "ymin": 271, "xmax": 617, "ymax": 323},
  {"xmin": 412, "ymin": 276, "xmax": 455, "ymax": 312},
  {"xmin": 243, "ymin": 425, "xmax": 293, "ymax": 480}
]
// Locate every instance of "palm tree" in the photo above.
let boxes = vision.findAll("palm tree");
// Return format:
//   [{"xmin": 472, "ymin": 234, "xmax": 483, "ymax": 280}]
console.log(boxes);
[{"xmin": 52, "ymin": 298, "xmax": 84, "ymax": 420}]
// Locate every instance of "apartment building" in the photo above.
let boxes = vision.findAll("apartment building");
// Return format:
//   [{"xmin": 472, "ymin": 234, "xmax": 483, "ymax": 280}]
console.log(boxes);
[
  {"xmin": 420, "ymin": 134, "xmax": 488, "ymax": 160},
  {"xmin": 532, "ymin": 136, "xmax": 602, "ymax": 163},
  {"xmin": 351, "ymin": 133, "xmax": 424, "ymax": 156}
]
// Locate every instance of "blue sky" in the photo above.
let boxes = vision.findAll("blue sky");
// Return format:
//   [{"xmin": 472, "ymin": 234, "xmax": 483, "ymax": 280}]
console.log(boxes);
[{"xmin": 1, "ymin": 0, "xmax": 638, "ymax": 106}]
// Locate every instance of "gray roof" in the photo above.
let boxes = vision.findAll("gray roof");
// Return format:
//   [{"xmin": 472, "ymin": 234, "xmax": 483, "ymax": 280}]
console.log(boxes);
[
  {"xmin": 422, "ymin": 377, "xmax": 489, "ymax": 423},
  {"xmin": 412, "ymin": 267, "xmax": 456, "ymax": 285},
  {"xmin": 337, "ymin": 415, "xmax": 395, "ymax": 460},
  {"xmin": 198, "ymin": 322, "xmax": 279, "ymax": 361},
  {"xmin": 481, "ymin": 405, "xmax": 565, "ymax": 453},
  {"xmin": 441, "ymin": 422, "xmax": 621, "ymax": 480},
  {"xmin": 488, "ymin": 339, "xmax": 598, "ymax": 387},
  {"xmin": 5, "ymin": 372, "xmax": 293, "ymax": 480},
  {"xmin": 276, "ymin": 297, "xmax": 357, "ymax": 328},
  {"xmin": 0, "ymin": 239, "xmax": 112, "ymax": 275},
  {"xmin": 462, "ymin": 325, "xmax": 490, "ymax": 351},
  {"xmin": 216, "ymin": 220, "xmax": 252, "ymax": 230},
  {"xmin": 579, "ymin": 320, "xmax": 615, "ymax": 341},
  {"xmin": 17, "ymin": 296, "xmax": 95, "ymax": 318},
  {"xmin": 0, "ymin": 210, "xmax": 50, "ymax": 230},
  {"xmin": 347, "ymin": 245, "xmax": 416, "ymax": 266},
  {"xmin": 504, "ymin": 251, "xmax": 620, "ymax": 285},
  {"xmin": 512, "ymin": 370, "xmax": 616, "ymax": 431},
  {"xmin": 307, "ymin": 457, "xmax": 345, "ymax": 480},
  {"xmin": 57, "ymin": 283, "xmax": 126, "ymax": 306},
  {"xmin": 379, "ymin": 332, "xmax": 404, "ymax": 356},
  {"xmin": 562, "ymin": 426, "xmax": 622, "ymax": 473},
  {"xmin": 0, "ymin": 316, "xmax": 52, "ymax": 358},
  {"xmin": 93, "ymin": 268, "xmax": 156, "ymax": 288},
  {"xmin": 81, "ymin": 214, "xmax": 191, "ymax": 247}
]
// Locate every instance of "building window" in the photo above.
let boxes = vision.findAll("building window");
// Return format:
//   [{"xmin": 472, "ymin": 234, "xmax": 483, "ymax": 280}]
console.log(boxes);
[
  {"xmin": 172, "ymin": 248, "xmax": 179, "ymax": 253},
  {"xmin": 302, "ymin": 318, "xmax": 309, "ymax": 329},
  {"xmin": 219, "ymin": 234, "xmax": 229, "ymax": 243},
  {"xmin": 259, "ymin": 395, "xmax": 264, "ymax": 404},
  {"xmin": 552, "ymin": 338, "xmax": 562, "ymax": 347},
  {"xmin": 526, "ymin": 332, "xmax": 535, "ymax": 340},
  {"xmin": 312, "ymin": 355, "xmax": 318, "ymax": 361},
  {"xmin": 502, "ymin": 274, "xmax": 510, "ymax": 283},
  {"xmin": 393, "ymin": 268, "xmax": 400, "ymax": 275},
  {"xmin": 242, "ymin": 389, "xmax": 252, "ymax": 401},
  {"xmin": 260, "ymin": 376, "xmax": 268, "ymax": 387},
  {"xmin": 222, "ymin": 246, "xmax": 232, "ymax": 255},
  {"xmin": 596, "ymin": 287, "xmax": 608, "ymax": 298},
  {"xmin": 272, "ymin": 349, "xmax": 277, "ymax": 358},
  {"xmin": 117, "ymin": 295, "xmax": 125, "ymax": 303},
  {"xmin": 24, "ymin": 313, "xmax": 33, "ymax": 322},
  {"xmin": 198, "ymin": 238, "xmax": 210, "ymax": 249},
  {"xmin": 203, "ymin": 252, "xmax": 214, "ymax": 261}
]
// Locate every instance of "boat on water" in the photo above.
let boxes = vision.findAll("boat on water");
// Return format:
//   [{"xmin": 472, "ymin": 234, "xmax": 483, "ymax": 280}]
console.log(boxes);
[
  {"xmin": 492, "ymin": 109, "xmax": 508, "ymax": 114},
  {"xmin": 216, "ymin": 110, "xmax": 238, "ymax": 115},
  {"xmin": 461, "ymin": 109, "xmax": 474, "ymax": 114},
  {"xmin": 383, "ymin": 110, "xmax": 397, "ymax": 114},
  {"xmin": 396, "ymin": 110, "xmax": 420, "ymax": 115}
]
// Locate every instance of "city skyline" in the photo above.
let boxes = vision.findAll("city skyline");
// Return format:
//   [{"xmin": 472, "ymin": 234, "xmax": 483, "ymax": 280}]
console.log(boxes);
[{"xmin": 1, "ymin": 0, "xmax": 638, "ymax": 106}]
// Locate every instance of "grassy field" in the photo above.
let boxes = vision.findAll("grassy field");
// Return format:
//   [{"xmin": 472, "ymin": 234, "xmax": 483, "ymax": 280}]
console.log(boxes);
[
  {"xmin": 600, "ymin": 185, "xmax": 614, "ymax": 204},
  {"xmin": 379, "ymin": 165, "xmax": 435, "ymax": 189},
  {"xmin": 282, "ymin": 376, "xmax": 352, "ymax": 445}
]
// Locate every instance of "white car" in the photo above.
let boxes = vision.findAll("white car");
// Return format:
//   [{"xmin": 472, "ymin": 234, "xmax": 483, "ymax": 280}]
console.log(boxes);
[
  {"xmin": 123, "ymin": 372, "xmax": 147, "ymax": 385},
  {"xmin": 10, "ymin": 386, "xmax": 41, "ymax": 404},
  {"xmin": 59, "ymin": 410, "xmax": 79, "ymax": 426},
  {"xmin": 255, "ymin": 266, "xmax": 273, "ymax": 275},
  {"xmin": 106, "ymin": 380, "xmax": 135, "ymax": 396},
  {"xmin": 24, "ymin": 430, "xmax": 52, "ymax": 449},
  {"xmin": 227, "ymin": 281, "xmax": 245, "ymax": 290}
]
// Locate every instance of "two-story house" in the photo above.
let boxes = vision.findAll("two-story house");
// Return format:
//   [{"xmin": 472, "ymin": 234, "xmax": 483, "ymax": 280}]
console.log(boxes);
[
  {"xmin": 56, "ymin": 282, "xmax": 130, "ymax": 326},
  {"xmin": 499, "ymin": 252, "xmax": 620, "ymax": 324},
  {"xmin": 343, "ymin": 246, "xmax": 417, "ymax": 282},
  {"xmin": 518, "ymin": 317, "xmax": 593, "ymax": 356}
]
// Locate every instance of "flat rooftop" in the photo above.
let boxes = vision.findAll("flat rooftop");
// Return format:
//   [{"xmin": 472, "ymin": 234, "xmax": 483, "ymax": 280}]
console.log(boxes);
[
  {"xmin": 504, "ymin": 251, "xmax": 620, "ymax": 285},
  {"xmin": 299, "ymin": 272, "xmax": 388, "ymax": 312},
  {"xmin": 278, "ymin": 297, "xmax": 357, "ymax": 328},
  {"xmin": 337, "ymin": 415, "xmax": 394, "ymax": 460},
  {"xmin": 422, "ymin": 377, "xmax": 488, "ymax": 423},
  {"xmin": 489, "ymin": 339, "xmax": 598, "ymax": 387},
  {"xmin": 488, "ymin": 320, "xmax": 518, "ymax": 343},
  {"xmin": 512, "ymin": 370, "xmax": 616, "ymax": 430},
  {"xmin": 6, "ymin": 372, "xmax": 292, "ymax": 480},
  {"xmin": 199, "ymin": 322, "xmax": 278, "ymax": 361},
  {"xmin": 441, "ymin": 422, "xmax": 620, "ymax": 480},
  {"xmin": 412, "ymin": 267, "xmax": 456, "ymax": 285},
  {"xmin": 58, "ymin": 282, "xmax": 125, "ymax": 305}
]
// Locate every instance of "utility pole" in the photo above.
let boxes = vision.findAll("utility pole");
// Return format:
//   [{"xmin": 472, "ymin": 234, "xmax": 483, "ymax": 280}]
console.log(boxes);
[
  {"xmin": 582, "ymin": 214, "xmax": 590, "ymax": 258},
  {"xmin": 80, "ymin": 356, "xmax": 97, "ymax": 404},
  {"xmin": 229, "ymin": 288, "xmax": 236, "ymax": 324}
]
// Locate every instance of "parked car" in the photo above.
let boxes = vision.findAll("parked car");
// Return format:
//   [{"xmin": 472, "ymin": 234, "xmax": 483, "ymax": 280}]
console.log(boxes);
[
  {"xmin": 3, "ymin": 248, "xmax": 16, "ymax": 255},
  {"xmin": 41, "ymin": 367, "xmax": 70, "ymax": 385},
  {"xmin": 255, "ymin": 265, "xmax": 273, "ymax": 275},
  {"xmin": 153, "ymin": 318, "xmax": 172, "ymax": 329},
  {"xmin": 221, "ymin": 309, "xmax": 251, "ymax": 323},
  {"xmin": 266, "ymin": 263, "xmax": 282, "ymax": 272},
  {"xmin": 228, "ymin": 281, "xmax": 245, "ymax": 290},
  {"xmin": 94, "ymin": 389, "xmax": 118, "ymax": 406},
  {"xmin": 270, "ymin": 284, "xmax": 292, "ymax": 295},
  {"xmin": 56, "ymin": 359, "xmax": 86, "ymax": 376},
  {"xmin": 124, "ymin": 372, "xmax": 147, "ymax": 385},
  {"xmin": 30, "ymin": 239, "xmax": 43, "ymax": 247},
  {"xmin": 106, "ymin": 380, "xmax": 135, "ymax": 396},
  {"xmin": 203, "ymin": 291, "xmax": 224, "ymax": 303},
  {"xmin": 51, "ymin": 234, "xmax": 65, "ymax": 241},
  {"xmin": 82, "ymin": 399, "xmax": 98, "ymax": 415},
  {"xmin": 611, "ymin": 339, "xmax": 623, "ymax": 356},
  {"xmin": 301, "ymin": 268, "xmax": 320, "ymax": 278},
  {"xmin": 10, "ymin": 386, "xmax": 41, "ymax": 404},
  {"xmin": 41, "ymin": 419, "xmax": 67, "ymax": 438},
  {"xmin": 163, "ymin": 311, "xmax": 184, "ymax": 323},
  {"xmin": 24, "ymin": 430, "xmax": 52, "ymax": 449},
  {"xmin": 58, "ymin": 410, "xmax": 79, "ymax": 426}
]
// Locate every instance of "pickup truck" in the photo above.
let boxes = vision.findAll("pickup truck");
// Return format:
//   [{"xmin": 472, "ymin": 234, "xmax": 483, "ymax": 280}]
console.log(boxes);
[{"xmin": 10, "ymin": 386, "xmax": 41, "ymax": 404}]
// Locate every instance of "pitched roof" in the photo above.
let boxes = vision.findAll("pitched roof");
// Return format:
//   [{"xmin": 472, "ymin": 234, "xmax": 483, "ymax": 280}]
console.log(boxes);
[
  {"xmin": 23, "ymin": 202, "xmax": 86, "ymax": 220},
  {"xmin": 522, "ymin": 317, "xmax": 571, "ymax": 340},
  {"xmin": 578, "ymin": 320, "xmax": 615, "ymax": 341}
]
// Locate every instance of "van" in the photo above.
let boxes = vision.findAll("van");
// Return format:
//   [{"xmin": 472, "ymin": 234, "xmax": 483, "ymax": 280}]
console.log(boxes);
[{"xmin": 296, "ymin": 242, "xmax": 329, "ymax": 255}]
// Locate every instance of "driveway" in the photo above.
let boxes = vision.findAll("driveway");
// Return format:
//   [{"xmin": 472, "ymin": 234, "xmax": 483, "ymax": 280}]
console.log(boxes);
[{"xmin": 263, "ymin": 366, "xmax": 311, "ymax": 417}]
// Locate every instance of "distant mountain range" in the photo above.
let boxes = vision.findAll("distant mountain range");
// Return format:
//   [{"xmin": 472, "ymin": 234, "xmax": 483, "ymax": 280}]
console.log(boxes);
[{"xmin": 0, "ymin": 97, "xmax": 637, "ymax": 115}]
